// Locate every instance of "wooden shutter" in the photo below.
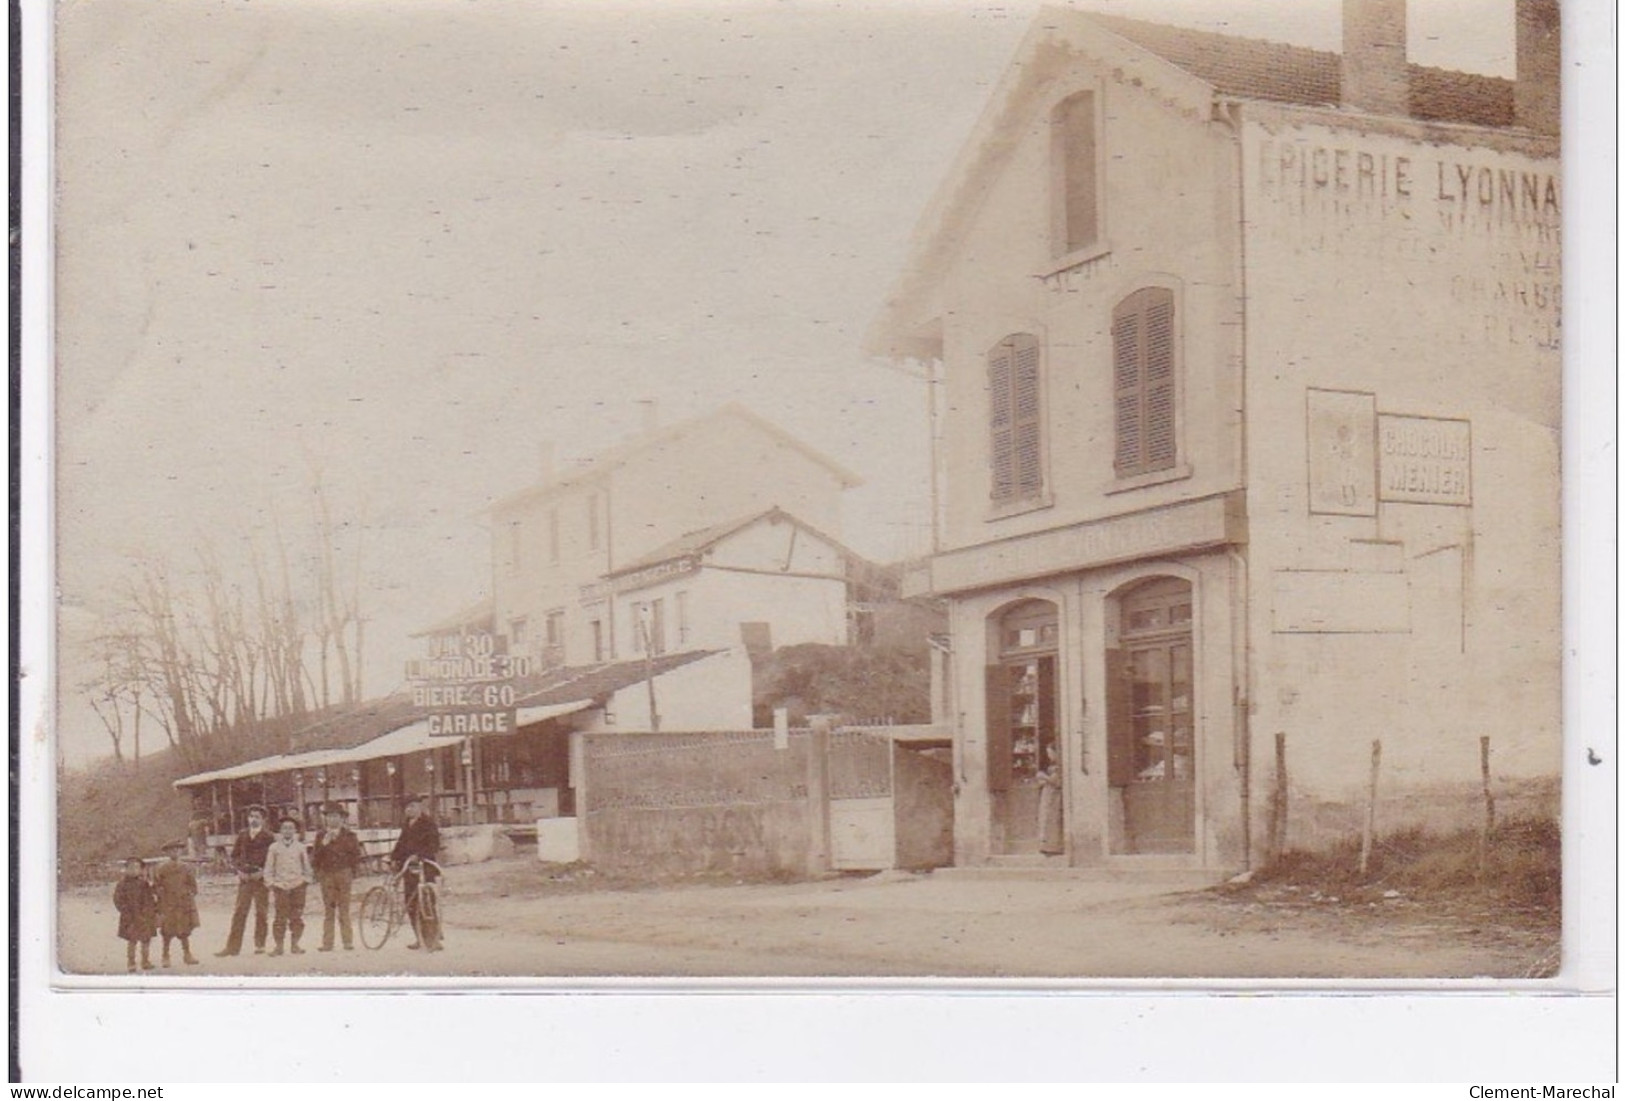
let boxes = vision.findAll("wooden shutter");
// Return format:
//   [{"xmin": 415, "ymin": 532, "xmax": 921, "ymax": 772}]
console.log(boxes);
[
  {"xmin": 991, "ymin": 334, "xmax": 1043, "ymax": 502},
  {"xmin": 1112, "ymin": 308, "xmax": 1142, "ymax": 473},
  {"xmin": 1036, "ymin": 655, "xmax": 1058, "ymax": 759},
  {"xmin": 1144, "ymin": 295, "xmax": 1176, "ymax": 468},
  {"xmin": 1105, "ymin": 648, "xmax": 1135, "ymax": 787},
  {"xmin": 988, "ymin": 343, "xmax": 1015, "ymax": 500},
  {"xmin": 985, "ymin": 665, "xmax": 1015, "ymax": 792},
  {"xmin": 1113, "ymin": 289, "xmax": 1176, "ymax": 476},
  {"xmin": 1013, "ymin": 337, "xmax": 1043, "ymax": 498}
]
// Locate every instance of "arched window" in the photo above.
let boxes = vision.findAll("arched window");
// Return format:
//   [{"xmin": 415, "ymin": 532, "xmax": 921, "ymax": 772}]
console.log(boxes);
[
  {"xmin": 1112, "ymin": 287, "xmax": 1177, "ymax": 478},
  {"xmin": 1052, "ymin": 91, "xmax": 1099, "ymax": 255},
  {"xmin": 988, "ymin": 333, "xmax": 1044, "ymax": 504}
]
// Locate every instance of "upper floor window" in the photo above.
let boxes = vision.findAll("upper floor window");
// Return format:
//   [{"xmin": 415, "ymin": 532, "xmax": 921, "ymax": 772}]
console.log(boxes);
[
  {"xmin": 548, "ymin": 507, "xmax": 561, "ymax": 564},
  {"xmin": 586, "ymin": 493, "xmax": 601, "ymax": 552},
  {"xmin": 675, "ymin": 590, "xmax": 690, "ymax": 647},
  {"xmin": 544, "ymin": 608, "xmax": 566, "ymax": 664},
  {"xmin": 1112, "ymin": 288, "xmax": 1177, "ymax": 478},
  {"xmin": 632, "ymin": 599, "xmax": 666, "ymax": 657},
  {"xmin": 988, "ymin": 333, "xmax": 1045, "ymax": 504},
  {"xmin": 505, "ymin": 520, "xmax": 523, "ymax": 574},
  {"xmin": 1053, "ymin": 91, "xmax": 1099, "ymax": 256}
]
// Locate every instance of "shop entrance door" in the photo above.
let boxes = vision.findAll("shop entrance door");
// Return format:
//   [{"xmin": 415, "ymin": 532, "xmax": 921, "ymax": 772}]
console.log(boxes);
[
  {"xmin": 985, "ymin": 600, "xmax": 1062, "ymax": 856},
  {"xmin": 1109, "ymin": 579, "xmax": 1195, "ymax": 854}
]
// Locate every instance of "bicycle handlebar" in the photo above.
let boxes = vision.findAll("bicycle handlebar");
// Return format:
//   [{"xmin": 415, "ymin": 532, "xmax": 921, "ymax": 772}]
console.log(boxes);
[{"xmin": 390, "ymin": 855, "xmax": 444, "ymax": 879}]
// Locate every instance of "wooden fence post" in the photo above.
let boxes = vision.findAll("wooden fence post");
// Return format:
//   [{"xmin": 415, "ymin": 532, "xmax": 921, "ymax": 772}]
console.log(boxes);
[
  {"xmin": 806, "ymin": 716, "xmax": 833, "ymax": 876},
  {"xmin": 1270, "ymin": 731, "xmax": 1288, "ymax": 860},
  {"xmin": 1359, "ymin": 739, "xmax": 1382, "ymax": 877},
  {"xmin": 1479, "ymin": 735, "xmax": 1496, "ymax": 881}
]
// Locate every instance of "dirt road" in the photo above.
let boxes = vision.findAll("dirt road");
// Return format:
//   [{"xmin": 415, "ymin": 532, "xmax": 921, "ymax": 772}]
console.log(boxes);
[{"xmin": 56, "ymin": 860, "xmax": 1553, "ymax": 981}]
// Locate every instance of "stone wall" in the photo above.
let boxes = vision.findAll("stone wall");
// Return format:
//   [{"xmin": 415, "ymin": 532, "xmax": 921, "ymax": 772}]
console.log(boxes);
[{"xmin": 581, "ymin": 729, "xmax": 813, "ymax": 876}]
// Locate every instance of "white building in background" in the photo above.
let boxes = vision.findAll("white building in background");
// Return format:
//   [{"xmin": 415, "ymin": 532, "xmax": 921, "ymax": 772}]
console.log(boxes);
[
  {"xmin": 583, "ymin": 506, "xmax": 865, "ymax": 661},
  {"xmin": 869, "ymin": 0, "xmax": 1560, "ymax": 871},
  {"xmin": 487, "ymin": 403, "xmax": 861, "ymax": 670}
]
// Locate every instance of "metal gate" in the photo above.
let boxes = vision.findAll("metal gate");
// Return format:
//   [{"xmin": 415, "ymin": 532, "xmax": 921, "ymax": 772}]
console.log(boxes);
[{"xmin": 828, "ymin": 729, "xmax": 895, "ymax": 870}]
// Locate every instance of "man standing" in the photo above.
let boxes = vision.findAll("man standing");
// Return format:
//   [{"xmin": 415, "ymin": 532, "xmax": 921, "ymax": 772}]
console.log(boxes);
[
  {"xmin": 389, "ymin": 794, "xmax": 441, "ymax": 951},
  {"xmin": 215, "ymin": 805, "xmax": 274, "ymax": 957},
  {"xmin": 264, "ymin": 815, "xmax": 313, "ymax": 956},
  {"xmin": 310, "ymin": 804, "xmax": 362, "ymax": 951}
]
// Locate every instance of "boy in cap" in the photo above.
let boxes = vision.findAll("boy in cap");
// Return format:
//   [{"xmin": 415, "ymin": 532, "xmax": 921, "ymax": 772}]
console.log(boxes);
[
  {"xmin": 389, "ymin": 794, "xmax": 442, "ymax": 950},
  {"xmin": 310, "ymin": 803, "xmax": 362, "ymax": 951},
  {"xmin": 113, "ymin": 857, "xmax": 157, "ymax": 973},
  {"xmin": 152, "ymin": 841, "xmax": 200, "ymax": 965},
  {"xmin": 264, "ymin": 814, "xmax": 314, "ymax": 956},
  {"xmin": 216, "ymin": 805, "xmax": 274, "ymax": 957}
]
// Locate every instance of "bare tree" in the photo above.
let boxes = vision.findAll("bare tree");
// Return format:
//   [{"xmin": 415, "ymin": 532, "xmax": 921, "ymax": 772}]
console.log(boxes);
[
  {"xmin": 308, "ymin": 467, "xmax": 364, "ymax": 708},
  {"xmin": 81, "ymin": 477, "xmax": 368, "ymax": 769}
]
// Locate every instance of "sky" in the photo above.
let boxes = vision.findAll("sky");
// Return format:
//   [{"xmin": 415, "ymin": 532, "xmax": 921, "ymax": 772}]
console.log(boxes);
[{"xmin": 52, "ymin": 0, "xmax": 1524, "ymax": 766}]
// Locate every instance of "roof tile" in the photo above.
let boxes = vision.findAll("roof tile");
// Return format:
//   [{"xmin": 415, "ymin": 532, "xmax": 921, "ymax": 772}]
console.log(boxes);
[{"xmin": 1089, "ymin": 12, "xmax": 1518, "ymax": 128}]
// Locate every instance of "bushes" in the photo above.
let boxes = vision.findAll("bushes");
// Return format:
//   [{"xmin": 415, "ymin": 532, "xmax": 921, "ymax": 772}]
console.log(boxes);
[
  {"xmin": 1256, "ymin": 814, "xmax": 1560, "ymax": 913},
  {"xmin": 58, "ymin": 750, "xmax": 196, "ymax": 885},
  {"xmin": 752, "ymin": 642, "xmax": 931, "ymax": 728}
]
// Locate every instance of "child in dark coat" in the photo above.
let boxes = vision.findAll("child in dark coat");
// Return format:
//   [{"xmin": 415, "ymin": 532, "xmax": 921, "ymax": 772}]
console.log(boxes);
[
  {"xmin": 152, "ymin": 842, "xmax": 201, "ymax": 966},
  {"xmin": 113, "ymin": 857, "xmax": 158, "ymax": 973}
]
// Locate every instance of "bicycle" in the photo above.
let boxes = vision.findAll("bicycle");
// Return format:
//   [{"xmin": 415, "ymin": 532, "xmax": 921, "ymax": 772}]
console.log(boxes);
[{"xmin": 358, "ymin": 856, "xmax": 444, "ymax": 951}]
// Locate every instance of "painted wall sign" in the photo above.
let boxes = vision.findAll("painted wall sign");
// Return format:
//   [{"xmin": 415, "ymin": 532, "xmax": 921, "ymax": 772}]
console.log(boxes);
[
  {"xmin": 1246, "ymin": 123, "xmax": 1562, "ymax": 353},
  {"xmin": 405, "ymin": 631, "xmax": 531, "ymax": 735},
  {"xmin": 579, "ymin": 555, "xmax": 700, "ymax": 603},
  {"xmin": 1306, "ymin": 389, "xmax": 1377, "ymax": 516},
  {"xmin": 1377, "ymin": 414, "xmax": 1472, "ymax": 506}
]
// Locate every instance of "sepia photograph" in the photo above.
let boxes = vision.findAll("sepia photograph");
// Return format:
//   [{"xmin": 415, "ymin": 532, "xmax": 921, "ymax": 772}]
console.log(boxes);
[{"xmin": 48, "ymin": 0, "xmax": 1581, "ymax": 996}]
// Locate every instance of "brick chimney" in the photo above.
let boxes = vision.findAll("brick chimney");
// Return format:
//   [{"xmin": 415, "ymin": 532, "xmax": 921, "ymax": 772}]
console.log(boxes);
[
  {"xmin": 1342, "ymin": 0, "xmax": 1409, "ymax": 117},
  {"xmin": 1514, "ymin": 0, "xmax": 1560, "ymax": 136}
]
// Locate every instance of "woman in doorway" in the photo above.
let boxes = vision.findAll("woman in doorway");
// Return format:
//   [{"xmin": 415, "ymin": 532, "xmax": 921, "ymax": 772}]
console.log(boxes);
[{"xmin": 1037, "ymin": 744, "xmax": 1064, "ymax": 856}]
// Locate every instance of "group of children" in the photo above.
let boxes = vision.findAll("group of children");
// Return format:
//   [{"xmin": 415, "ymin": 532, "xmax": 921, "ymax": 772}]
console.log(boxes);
[
  {"xmin": 112, "ymin": 842, "xmax": 200, "ymax": 972},
  {"xmin": 116, "ymin": 801, "xmax": 374, "ymax": 970}
]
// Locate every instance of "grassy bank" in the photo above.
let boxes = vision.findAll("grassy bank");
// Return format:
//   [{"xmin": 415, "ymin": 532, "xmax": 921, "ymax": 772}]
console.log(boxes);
[
  {"xmin": 1254, "ymin": 814, "xmax": 1560, "ymax": 915},
  {"xmin": 58, "ymin": 750, "xmax": 196, "ymax": 885}
]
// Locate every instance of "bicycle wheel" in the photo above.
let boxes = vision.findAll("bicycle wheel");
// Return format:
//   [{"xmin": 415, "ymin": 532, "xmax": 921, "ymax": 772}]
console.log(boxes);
[
  {"xmin": 417, "ymin": 883, "xmax": 441, "ymax": 951},
  {"xmin": 358, "ymin": 885, "xmax": 395, "ymax": 950}
]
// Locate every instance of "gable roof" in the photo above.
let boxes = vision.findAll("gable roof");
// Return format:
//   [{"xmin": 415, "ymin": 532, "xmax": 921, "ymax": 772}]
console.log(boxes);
[
  {"xmin": 866, "ymin": 6, "xmax": 1525, "ymax": 358},
  {"xmin": 489, "ymin": 404, "xmax": 862, "ymax": 514},
  {"xmin": 605, "ymin": 506, "xmax": 866, "ymax": 580}
]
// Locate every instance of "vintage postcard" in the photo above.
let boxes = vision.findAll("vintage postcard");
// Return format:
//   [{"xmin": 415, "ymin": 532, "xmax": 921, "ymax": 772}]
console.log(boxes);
[{"xmin": 38, "ymin": 0, "xmax": 1607, "ymax": 1023}]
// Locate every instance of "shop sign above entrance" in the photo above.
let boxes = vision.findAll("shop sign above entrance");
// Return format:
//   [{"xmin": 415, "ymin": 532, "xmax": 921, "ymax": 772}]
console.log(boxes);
[
  {"xmin": 405, "ymin": 632, "xmax": 534, "ymax": 736},
  {"xmin": 927, "ymin": 493, "xmax": 1239, "ymax": 595}
]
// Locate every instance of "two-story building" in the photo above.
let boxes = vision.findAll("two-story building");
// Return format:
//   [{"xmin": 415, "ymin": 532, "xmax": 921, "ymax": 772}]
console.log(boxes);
[
  {"xmin": 869, "ymin": 0, "xmax": 1560, "ymax": 872},
  {"xmin": 487, "ymin": 403, "xmax": 861, "ymax": 670},
  {"xmin": 583, "ymin": 506, "xmax": 874, "ymax": 660}
]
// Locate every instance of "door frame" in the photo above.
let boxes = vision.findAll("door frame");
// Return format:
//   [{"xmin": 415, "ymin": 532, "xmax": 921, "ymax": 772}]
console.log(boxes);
[
  {"xmin": 984, "ymin": 598, "xmax": 1064, "ymax": 856},
  {"xmin": 1105, "ymin": 573, "xmax": 1200, "ymax": 856}
]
